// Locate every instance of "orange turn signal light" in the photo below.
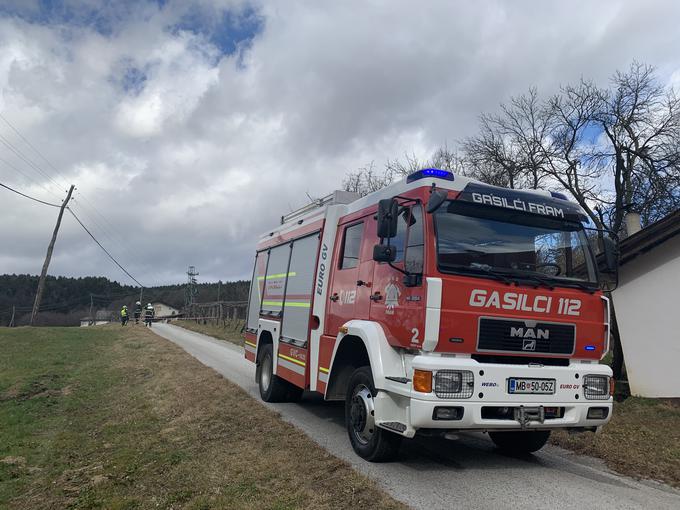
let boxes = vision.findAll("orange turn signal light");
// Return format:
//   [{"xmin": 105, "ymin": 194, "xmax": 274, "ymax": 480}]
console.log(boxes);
[
  {"xmin": 609, "ymin": 377, "xmax": 616, "ymax": 397},
  {"xmin": 413, "ymin": 369, "xmax": 433, "ymax": 393}
]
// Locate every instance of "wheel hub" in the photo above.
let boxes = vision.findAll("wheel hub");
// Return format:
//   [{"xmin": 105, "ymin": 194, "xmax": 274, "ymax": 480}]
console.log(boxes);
[
  {"xmin": 349, "ymin": 384, "xmax": 375, "ymax": 445},
  {"xmin": 261, "ymin": 354, "xmax": 272, "ymax": 392}
]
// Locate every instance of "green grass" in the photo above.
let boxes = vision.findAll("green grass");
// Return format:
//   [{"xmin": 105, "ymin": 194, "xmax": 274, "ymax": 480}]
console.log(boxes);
[
  {"xmin": 0, "ymin": 326, "xmax": 404, "ymax": 510},
  {"xmin": 172, "ymin": 319, "xmax": 244, "ymax": 346},
  {"xmin": 551, "ymin": 396, "xmax": 680, "ymax": 487}
]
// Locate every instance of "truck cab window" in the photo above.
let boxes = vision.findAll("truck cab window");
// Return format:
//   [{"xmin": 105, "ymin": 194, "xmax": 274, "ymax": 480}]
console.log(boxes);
[
  {"xmin": 382, "ymin": 205, "xmax": 424, "ymax": 273},
  {"xmin": 405, "ymin": 205, "xmax": 424, "ymax": 273},
  {"xmin": 340, "ymin": 222, "xmax": 364, "ymax": 269}
]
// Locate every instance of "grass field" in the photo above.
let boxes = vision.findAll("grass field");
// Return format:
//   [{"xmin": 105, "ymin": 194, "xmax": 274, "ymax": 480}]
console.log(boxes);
[
  {"xmin": 172, "ymin": 320, "xmax": 244, "ymax": 346},
  {"xmin": 0, "ymin": 326, "xmax": 404, "ymax": 510},
  {"xmin": 551, "ymin": 397, "xmax": 680, "ymax": 488}
]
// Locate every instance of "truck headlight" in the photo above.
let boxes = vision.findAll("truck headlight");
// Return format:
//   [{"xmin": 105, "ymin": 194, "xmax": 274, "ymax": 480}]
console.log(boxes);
[
  {"xmin": 434, "ymin": 370, "xmax": 474, "ymax": 399},
  {"xmin": 583, "ymin": 374, "xmax": 611, "ymax": 400}
]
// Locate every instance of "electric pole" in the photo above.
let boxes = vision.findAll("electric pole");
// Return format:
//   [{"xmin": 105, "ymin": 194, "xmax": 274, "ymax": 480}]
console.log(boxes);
[
  {"xmin": 9, "ymin": 305, "xmax": 15, "ymax": 327},
  {"xmin": 89, "ymin": 294, "xmax": 94, "ymax": 326},
  {"xmin": 185, "ymin": 265, "xmax": 199, "ymax": 307},
  {"xmin": 31, "ymin": 184, "xmax": 75, "ymax": 326}
]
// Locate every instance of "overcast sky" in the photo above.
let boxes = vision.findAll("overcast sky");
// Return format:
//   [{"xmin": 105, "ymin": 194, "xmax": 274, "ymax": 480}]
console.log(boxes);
[{"xmin": 1, "ymin": 0, "xmax": 679, "ymax": 286}]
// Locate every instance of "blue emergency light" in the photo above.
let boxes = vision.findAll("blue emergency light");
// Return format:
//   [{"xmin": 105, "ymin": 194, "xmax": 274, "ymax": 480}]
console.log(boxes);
[
  {"xmin": 406, "ymin": 168, "xmax": 455, "ymax": 183},
  {"xmin": 584, "ymin": 345, "xmax": 596, "ymax": 351}
]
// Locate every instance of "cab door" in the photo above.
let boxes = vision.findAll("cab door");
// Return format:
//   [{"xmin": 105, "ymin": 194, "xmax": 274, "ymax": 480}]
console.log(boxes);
[
  {"xmin": 369, "ymin": 204, "xmax": 426, "ymax": 349},
  {"xmin": 326, "ymin": 221, "xmax": 366, "ymax": 335}
]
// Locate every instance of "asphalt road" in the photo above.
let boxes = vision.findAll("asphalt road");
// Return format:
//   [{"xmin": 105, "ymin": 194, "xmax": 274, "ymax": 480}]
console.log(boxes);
[{"xmin": 151, "ymin": 323, "xmax": 680, "ymax": 510}]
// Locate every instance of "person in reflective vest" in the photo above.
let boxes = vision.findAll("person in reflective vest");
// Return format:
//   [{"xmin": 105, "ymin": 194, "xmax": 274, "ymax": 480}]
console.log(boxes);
[
  {"xmin": 121, "ymin": 305, "xmax": 129, "ymax": 326},
  {"xmin": 144, "ymin": 303, "xmax": 155, "ymax": 327},
  {"xmin": 134, "ymin": 301, "xmax": 142, "ymax": 324}
]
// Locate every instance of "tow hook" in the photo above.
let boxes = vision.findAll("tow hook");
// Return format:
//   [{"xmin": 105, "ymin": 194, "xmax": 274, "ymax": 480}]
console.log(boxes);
[{"xmin": 514, "ymin": 406, "xmax": 545, "ymax": 428}]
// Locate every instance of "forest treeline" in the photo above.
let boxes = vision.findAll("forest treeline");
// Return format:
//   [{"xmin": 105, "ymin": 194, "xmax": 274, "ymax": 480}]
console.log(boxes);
[{"xmin": 0, "ymin": 274, "xmax": 249, "ymax": 326}]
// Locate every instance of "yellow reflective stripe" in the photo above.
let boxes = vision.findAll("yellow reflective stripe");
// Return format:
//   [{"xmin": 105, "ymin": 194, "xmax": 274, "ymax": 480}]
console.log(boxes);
[
  {"xmin": 245, "ymin": 340, "xmax": 256, "ymax": 348},
  {"xmin": 278, "ymin": 353, "xmax": 306, "ymax": 367},
  {"xmin": 319, "ymin": 366, "xmax": 329, "ymax": 374},
  {"xmin": 261, "ymin": 301, "xmax": 310, "ymax": 308},
  {"xmin": 257, "ymin": 272, "xmax": 297, "ymax": 281}
]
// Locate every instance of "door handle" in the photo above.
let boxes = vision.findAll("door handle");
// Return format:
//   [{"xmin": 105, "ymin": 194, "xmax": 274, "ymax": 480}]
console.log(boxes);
[
  {"xmin": 330, "ymin": 293, "xmax": 339, "ymax": 302},
  {"xmin": 370, "ymin": 292, "xmax": 383, "ymax": 301}
]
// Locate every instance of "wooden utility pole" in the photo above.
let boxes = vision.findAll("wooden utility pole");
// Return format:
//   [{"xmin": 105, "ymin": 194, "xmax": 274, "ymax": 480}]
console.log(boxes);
[
  {"xmin": 89, "ymin": 294, "xmax": 94, "ymax": 326},
  {"xmin": 30, "ymin": 184, "xmax": 75, "ymax": 326},
  {"xmin": 9, "ymin": 305, "xmax": 15, "ymax": 327}
]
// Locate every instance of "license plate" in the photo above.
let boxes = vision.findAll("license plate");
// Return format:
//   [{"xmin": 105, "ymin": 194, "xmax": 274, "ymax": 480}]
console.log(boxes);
[{"xmin": 508, "ymin": 378, "xmax": 555, "ymax": 394}]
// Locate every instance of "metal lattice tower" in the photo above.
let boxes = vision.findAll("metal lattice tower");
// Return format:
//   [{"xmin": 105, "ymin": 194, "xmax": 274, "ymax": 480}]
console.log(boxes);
[{"xmin": 185, "ymin": 265, "xmax": 199, "ymax": 306}]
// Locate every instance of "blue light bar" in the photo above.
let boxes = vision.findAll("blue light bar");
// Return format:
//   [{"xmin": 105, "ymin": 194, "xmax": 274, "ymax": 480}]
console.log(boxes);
[
  {"xmin": 550, "ymin": 191, "xmax": 569, "ymax": 200},
  {"xmin": 584, "ymin": 345, "xmax": 596, "ymax": 351},
  {"xmin": 406, "ymin": 168, "xmax": 455, "ymax": 183}
]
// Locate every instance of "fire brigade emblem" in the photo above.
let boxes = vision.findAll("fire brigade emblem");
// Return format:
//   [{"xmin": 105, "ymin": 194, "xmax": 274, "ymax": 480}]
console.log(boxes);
[{"xmin": 384, "ymin": 277, "xmax": 401, "ymax": 315}]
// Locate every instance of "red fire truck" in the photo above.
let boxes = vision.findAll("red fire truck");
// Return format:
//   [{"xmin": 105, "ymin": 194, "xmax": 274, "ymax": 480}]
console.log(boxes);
[{"xmin": 244, "ymin": 168, "xmax": 618, "ymax": 461}]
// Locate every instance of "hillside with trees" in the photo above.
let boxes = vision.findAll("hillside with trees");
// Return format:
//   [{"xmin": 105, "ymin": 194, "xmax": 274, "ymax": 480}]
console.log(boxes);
[{"xmin": 0, "ymin": 274, "xmax": 249, "ymax": 326}]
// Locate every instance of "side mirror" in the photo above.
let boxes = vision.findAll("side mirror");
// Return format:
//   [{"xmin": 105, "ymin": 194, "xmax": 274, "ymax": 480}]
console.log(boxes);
[
  {"xmin": 426, "ymin": 189, "xmax": 448, "ymax": 214},
  {"xmin": 373, "ymin": 244, "xmax": 397, "ymax": 263},
  {"xmin": 377, "ymin": 198, "xmax": 398, "ymax": 238},
  {"xmin": 603, "ymin": 235, "xmax": 619, "ymax": 273}
]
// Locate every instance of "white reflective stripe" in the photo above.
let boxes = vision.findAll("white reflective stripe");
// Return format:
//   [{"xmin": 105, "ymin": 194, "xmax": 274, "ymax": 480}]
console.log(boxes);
[
  {"xmin": 422, "ymin": 277, "xmax": 442, "ymax": 351},
  {"xmin": 318, "ymin": 371, "xmax": 329, "ymax": 383},
  {"xmin": 277, "ymin": 357, "xmax": 306, "ymax": 375},
  {"xmin": 245, "ymin": 344, "xmax": 256, "ymax": 355}
]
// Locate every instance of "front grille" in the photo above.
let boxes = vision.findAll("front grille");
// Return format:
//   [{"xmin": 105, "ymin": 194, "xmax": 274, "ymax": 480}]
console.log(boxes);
[{"xmin": 477, "ymin": 317, "xmax": 575, "ymax": 355}]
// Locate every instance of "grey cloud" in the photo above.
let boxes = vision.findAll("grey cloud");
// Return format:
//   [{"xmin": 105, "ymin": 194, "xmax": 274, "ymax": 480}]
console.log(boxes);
[{"xmin": 1, "ymin": 0, "xmax": 680, "ymax": 285}]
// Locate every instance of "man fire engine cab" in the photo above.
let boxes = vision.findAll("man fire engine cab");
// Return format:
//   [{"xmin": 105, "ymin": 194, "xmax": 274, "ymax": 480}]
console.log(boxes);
[{"xmin": 244, "ymin": 168, "xmax": 618, "ymax": 461}]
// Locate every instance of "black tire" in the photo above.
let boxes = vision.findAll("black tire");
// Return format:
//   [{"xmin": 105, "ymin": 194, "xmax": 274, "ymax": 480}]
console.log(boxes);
[
  {"xmin": 489, "ymin": 430, "xmax": 551, "ymax": 454},
  {"xmin": 345, "ymin": 366, "xmax": 402, "ymax": 462},
  {"xmin": 256, "ymin": 344, "xmax": 300, "ymax": 403}
]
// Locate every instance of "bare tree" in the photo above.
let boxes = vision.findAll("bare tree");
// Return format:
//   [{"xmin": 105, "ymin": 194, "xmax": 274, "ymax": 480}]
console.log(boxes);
[
  {"xmin": 544, "ymin": 79, "xmax": 607, "ymax": 227},
  {"xmin": 462, "ymin": 88, "xmax": 552, "ymax": 189},
  {"xmin": 593, "ymin": 62, "xmax": 680, "ymax": 234},
  {"xmin": 343, "ymin": 161, "xmax": 395, "ymax": 197}
]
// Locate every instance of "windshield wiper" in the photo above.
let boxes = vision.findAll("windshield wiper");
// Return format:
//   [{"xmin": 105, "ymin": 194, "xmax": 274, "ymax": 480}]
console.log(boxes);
[
  {"xmin": 514, "ymin": 272, "xmax": 556, "ymax": 290},
  {"xmin": 440, "ymin": 263, "xmax": 515, "ymax": 285},
  {"xmin": 510, "ymin": 270, "xmax": 597, "ymax": 293}
]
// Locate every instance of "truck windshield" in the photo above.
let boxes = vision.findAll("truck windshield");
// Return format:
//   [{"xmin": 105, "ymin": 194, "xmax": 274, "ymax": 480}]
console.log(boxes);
[{"xmin": 434, "ymin": 200, "xmax": 597, "ymax": 286}]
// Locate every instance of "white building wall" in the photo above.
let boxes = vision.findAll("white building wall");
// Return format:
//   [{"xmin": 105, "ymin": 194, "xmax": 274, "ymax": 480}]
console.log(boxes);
[
  {"xmin": 613, "ymin": 234, "xmax": 680, "ymax": 397},
  {"xmin": 152, "ymin": 302, "xmax": 179, "ymax": 317}
]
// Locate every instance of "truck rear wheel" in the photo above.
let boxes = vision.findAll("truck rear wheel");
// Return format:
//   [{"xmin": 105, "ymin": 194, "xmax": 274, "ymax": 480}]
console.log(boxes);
[
  {"xmin": 489, "ymin": 430, "xmax": 551, "ymax": 454},
  {"xmin": 345, "ymin": 366, "xmax": 402, "ymax": 462},
  {"xmin": 256, "ymin": 344, "xmax": 302, "ymax": 402}
]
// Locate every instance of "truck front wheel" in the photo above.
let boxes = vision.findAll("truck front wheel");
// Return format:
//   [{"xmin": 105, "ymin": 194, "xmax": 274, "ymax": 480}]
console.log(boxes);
[
  {"xmin": 345, "ymin": 366, "xmax": 401, "ymax": 462},
  {"xmin": 489, "ymin": 430, "xmax": 551, "ymax": 454}
]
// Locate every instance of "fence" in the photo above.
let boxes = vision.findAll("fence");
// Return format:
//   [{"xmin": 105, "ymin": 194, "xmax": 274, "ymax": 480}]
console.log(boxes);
[{"xmin": 179, "ymin": 300, "xmax": 248, "ymax": 326}]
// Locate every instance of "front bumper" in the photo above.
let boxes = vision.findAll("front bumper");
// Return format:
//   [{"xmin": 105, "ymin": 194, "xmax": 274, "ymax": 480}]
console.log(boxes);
[{"xmin": 376, "ymin": 355, "xmax": 613, "ymax": 437}]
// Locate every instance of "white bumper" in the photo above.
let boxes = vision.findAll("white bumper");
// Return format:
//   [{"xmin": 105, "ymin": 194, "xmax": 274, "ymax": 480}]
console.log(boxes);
[{"xmin": 375, "ymin": 355, "xmax": 613, "ymax": 438}]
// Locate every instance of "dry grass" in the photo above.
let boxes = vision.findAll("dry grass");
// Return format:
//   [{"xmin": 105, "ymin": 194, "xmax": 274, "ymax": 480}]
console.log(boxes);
[
  {"xmin": 172, "ymin": 319, "xmax": 244, "ymax": 346},
  {"xmin": 0, "ymin": 326, "xmax": 405, "ymax": 509},
  {"xmin": 551, "ymin": 397, "xmax": 680, "ymax": 488}
]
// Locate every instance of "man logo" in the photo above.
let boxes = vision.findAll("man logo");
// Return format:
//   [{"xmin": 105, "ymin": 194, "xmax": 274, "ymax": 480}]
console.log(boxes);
[
  {"xmin": 510, "ymin": 326, "xmax": 549, "ymax": 340},
  {"xmin": 522, "ymin": 338, "xmax": 537, "ymax": 351}
]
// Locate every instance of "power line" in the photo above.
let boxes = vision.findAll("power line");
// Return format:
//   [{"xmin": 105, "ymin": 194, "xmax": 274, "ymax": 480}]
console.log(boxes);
[
  {"xmin": 0, "ymin": 180, "xmax": 61, "ymax": 207},
  {"xmin": 0, "ymin": 132, "xmax": 65, "ymax": 193},
  {"xmin": 0, "ymin": 112, "xmax": 71, "ymax": 189},
  {"xmin": 67, "ymin": 207, "xmax": 144, "ymax": 288},
  {"xmin": 0, "ymin": 154, "xmax": 62, "ymax": 200}
]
